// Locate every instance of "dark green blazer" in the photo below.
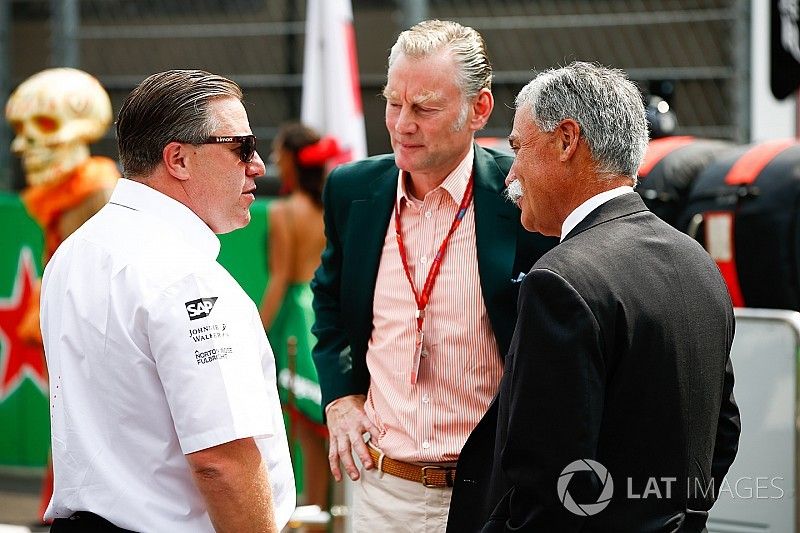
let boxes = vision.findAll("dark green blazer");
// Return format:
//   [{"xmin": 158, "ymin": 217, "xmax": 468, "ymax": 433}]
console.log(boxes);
[{"xmin": 310, "ymin": 144, "xmax": 556, "ymax": 410}]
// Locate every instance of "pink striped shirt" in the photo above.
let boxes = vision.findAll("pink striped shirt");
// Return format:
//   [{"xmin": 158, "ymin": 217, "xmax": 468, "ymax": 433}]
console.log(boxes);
[{"xmin": 364, "ymin": 148, "xmax": 503, "ymax": 463}]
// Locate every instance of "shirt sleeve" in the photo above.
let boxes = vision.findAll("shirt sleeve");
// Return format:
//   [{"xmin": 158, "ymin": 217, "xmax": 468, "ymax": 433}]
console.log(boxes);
[{"xmin": 145, "ymin": 266, "xmax": 276, "ymax": 454}]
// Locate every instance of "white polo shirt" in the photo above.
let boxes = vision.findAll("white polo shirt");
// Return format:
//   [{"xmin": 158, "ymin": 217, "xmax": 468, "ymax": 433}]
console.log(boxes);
[{"xmin": 41, "ymin": 178, "xmax": 295, "ymax": 532}]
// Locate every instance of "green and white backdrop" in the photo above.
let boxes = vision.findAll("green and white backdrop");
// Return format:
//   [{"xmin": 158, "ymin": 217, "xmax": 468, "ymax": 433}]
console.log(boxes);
[{"xmin": 0, "ymin": 195, "xmax": 271, "ymax": 469}]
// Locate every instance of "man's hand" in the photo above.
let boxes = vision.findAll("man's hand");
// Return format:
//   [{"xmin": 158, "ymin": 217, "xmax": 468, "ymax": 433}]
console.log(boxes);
[{"xmin": 325, "ymin": 394, "xmax": 380, "ymax": 481}]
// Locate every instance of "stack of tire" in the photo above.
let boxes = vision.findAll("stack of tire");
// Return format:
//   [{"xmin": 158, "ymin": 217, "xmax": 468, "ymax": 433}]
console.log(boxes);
[{"xmin": 638, "ymin": 136, "xmax": 800, "ymax": 310}]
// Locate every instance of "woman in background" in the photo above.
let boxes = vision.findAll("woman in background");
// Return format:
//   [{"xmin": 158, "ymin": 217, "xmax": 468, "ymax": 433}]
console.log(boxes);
[{"xmin": 260, "ymin": 122, "xmax": 338, "ymax": 516}]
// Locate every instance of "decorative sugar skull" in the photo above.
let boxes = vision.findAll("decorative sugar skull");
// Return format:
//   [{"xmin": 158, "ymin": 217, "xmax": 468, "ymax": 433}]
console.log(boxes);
[{"xmin": 6, "ymin": 68, "xmax": 112, "ymax": 187}]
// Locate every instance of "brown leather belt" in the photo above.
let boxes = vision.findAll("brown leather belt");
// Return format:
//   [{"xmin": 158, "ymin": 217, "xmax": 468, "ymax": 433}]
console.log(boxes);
[{"xmin": 367, "ymin": 445, "xmax": 456, "ymax": 488}]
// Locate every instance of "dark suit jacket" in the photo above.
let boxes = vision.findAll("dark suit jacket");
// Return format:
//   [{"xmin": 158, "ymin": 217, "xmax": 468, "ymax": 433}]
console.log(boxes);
[
  {"xmin": 448, "ymin": 193, "xmax": 740, "ymax": 533},
  {"xmin": 311, "ymin": 144, "xmax": 557, "ymax": 411}
]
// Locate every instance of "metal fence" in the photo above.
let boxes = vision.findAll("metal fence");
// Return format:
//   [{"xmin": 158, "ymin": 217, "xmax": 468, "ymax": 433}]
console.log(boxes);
[{"xmin": 0, "ymin": 0, "xmax": 749, "ymax": 190}]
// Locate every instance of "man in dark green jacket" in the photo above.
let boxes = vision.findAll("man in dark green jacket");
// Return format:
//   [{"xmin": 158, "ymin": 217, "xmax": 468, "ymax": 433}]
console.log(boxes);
[{"xmin": 311, "ymin": 19, "xmax": 555, "ymax": 531}]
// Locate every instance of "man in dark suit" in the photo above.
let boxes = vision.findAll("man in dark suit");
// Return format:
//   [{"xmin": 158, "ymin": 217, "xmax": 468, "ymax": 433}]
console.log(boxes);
[
  {"xmin": 448, "ymin": 62, "xmax": 740, "ymax": 532},
  {"xmin": 311, "ymin": 20, "xmax": 555, "ymax": 530}
]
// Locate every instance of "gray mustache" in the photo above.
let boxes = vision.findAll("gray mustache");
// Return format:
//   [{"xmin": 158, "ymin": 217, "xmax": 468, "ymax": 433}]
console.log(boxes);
[{"xmin": 504, "ymin": 179, "xmax": 523, "ymax": 203}]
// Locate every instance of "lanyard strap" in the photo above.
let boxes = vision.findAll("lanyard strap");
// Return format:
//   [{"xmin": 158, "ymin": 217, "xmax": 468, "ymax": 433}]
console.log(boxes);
[{"xmin": 394, "ymin": 173, "xmax": 475, "ymax": 332}]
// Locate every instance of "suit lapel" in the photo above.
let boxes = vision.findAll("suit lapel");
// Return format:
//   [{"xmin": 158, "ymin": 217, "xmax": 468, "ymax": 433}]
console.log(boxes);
[
  {"xmin": 473, "ymin": 146, "xmax": 518, "ymax": 333},
  {"xmin": 343, "ymin": 166, "xmax": 398, "ymax": 345}
]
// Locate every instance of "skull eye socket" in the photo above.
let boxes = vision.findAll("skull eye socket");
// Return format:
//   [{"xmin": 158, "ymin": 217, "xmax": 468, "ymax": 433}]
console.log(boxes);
[{"xmin": 33, "ymin": 115, "xmax": 59, "ymax": 134}]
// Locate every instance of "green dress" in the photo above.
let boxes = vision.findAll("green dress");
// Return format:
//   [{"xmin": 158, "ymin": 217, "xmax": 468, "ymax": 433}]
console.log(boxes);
[{"xmin": 268, "ymin": 282, "xmax": 323, "ymax": 424}]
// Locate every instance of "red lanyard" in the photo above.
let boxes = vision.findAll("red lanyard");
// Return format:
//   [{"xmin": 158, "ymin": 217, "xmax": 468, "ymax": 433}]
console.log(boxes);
[{"xmin": 394, "ymin": 173, "xmax": 475, "ymax": 335}]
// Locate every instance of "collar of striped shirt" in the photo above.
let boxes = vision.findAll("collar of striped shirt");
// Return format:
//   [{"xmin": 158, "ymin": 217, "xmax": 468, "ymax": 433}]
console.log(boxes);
[{"xmin": 396, "ymin": 145, "xmax": 474, "ymax": 208}]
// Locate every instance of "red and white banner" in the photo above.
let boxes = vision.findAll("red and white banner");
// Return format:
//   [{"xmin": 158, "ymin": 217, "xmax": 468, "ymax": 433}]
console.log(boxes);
[{"xmin": 301, "ymin": 0, "xmax": 368, "ymax": 163}]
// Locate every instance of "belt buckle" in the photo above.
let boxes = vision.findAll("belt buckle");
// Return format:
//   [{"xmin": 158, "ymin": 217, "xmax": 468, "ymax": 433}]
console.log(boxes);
[{"xmin": 421, "ymin": 465, "xmax": 453, "ymax": 488}]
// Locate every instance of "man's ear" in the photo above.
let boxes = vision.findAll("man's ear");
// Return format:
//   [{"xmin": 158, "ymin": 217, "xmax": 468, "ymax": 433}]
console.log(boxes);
[
  {"xmin": 163, "ymin": 141, "xmax": 191, "ymax": 181},
  {"xmin": 468, "ymin": 88, "xmax": 494, "ymax": 131},
  {"xmin": 555, "ymin": 119, "xmax": 581, "ymax": 162}
]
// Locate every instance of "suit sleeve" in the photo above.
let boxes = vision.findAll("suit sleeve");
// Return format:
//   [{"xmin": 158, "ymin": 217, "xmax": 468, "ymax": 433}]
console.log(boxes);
[
  {"xmin": 310, "ymin": 169, "xmax": 360, "ymax": 414},
  {"xmin": 712, "ymin": 352, "xmax": 740, "ymax": 493},
  {"xmin": 489, "ymin": 268, "xmax": 605, "ymax": 532}
]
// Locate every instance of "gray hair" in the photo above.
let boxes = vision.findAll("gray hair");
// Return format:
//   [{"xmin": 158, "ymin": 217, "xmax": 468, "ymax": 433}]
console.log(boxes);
[
  {"xmin": 515, "ymin": 62, "xmax": 648, "ymax": 181},
  {"xmin": 116, "ymin": 69, "xmax": 243, "ymax": 178},
  {"xmin": 388, "ymin": 19, "xmax": 492, "ymax": 100}
]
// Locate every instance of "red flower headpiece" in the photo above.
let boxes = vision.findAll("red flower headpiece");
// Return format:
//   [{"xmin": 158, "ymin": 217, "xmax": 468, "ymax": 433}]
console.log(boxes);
[{"xmin": 297, "ymin": 136, "xmax": 342, "ymax": 167}]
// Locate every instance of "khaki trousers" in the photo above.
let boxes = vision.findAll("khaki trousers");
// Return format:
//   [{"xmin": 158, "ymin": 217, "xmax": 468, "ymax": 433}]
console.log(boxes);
[{"xmin": 351, "ymin": 466, "xmax": 453, "ymax": 533}]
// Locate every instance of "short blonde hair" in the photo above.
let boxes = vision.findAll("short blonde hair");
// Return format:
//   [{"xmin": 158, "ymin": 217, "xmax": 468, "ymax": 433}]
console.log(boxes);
[{"xmin": 388, "ymin": 19, "xmax": 492, "ymax": 99}]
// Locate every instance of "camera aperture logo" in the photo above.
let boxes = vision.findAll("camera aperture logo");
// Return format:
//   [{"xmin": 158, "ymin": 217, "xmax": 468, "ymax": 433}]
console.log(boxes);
[{"xmin": 558, "ymin": 459, "xmax": 614, "ymax": 516}]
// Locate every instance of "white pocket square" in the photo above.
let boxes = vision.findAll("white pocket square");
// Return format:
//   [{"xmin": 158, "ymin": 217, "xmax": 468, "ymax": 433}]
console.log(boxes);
[{"xmin": 511, "ymin": 272, "xmax": 526, "ymax": 284}]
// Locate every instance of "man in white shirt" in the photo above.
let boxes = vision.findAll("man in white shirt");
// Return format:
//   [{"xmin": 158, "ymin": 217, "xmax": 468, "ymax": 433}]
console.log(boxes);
[
  {"xmin": 449, "ymin": 62, "xmax": 739, "ymax": 531},
  {"xmin": 41, "ymin": 69, "xmax": 294, "ymax": 532}
]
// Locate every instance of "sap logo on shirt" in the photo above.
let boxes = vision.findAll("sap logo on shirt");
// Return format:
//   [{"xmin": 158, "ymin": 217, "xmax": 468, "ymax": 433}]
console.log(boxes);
[{"xmin": 185, "ymin": 297, "xmax": 219, "ymax": 320}]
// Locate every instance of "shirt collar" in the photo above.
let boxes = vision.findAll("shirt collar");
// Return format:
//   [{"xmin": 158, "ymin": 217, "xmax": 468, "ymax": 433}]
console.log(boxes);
[
  {"xmin": 396, "ymin": 145, "xmax": 474, "ymax": 208},
  {"xmin": 560, "ymin": 186, "xmax": 635, "ymax": 242},
  {"xmin": 109, "ymin": 178, "xmax": 221, "ymax": 259}
]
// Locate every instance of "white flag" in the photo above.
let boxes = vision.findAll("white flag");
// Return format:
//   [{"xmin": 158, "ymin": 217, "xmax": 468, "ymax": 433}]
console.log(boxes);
[{"xmin": 301, "ymin": 0, "xmax": 368, "ymax": 162}]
